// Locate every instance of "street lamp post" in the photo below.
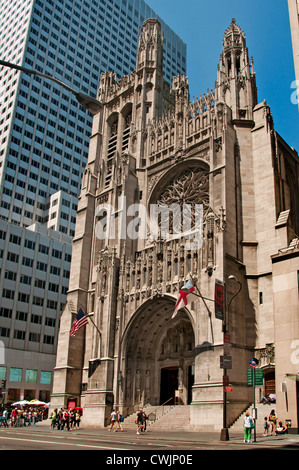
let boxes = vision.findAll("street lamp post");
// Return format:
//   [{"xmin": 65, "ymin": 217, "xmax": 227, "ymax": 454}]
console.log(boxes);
[
  {"xmin": 0, "ymin": 59, "xmax": 102, "ymax": 404},
  {"xmin": 0, "ymin": 59, "xmax": 102, "ymax": 114},
  {"xmin": 220, "ymin": 275, "xmax": 242, "ymax": 441}
]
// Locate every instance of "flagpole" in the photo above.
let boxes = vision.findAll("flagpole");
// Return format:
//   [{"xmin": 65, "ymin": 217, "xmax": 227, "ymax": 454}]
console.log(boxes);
[
  {"xmin": 189, "ymin": 275, "xmax": 214, "ymax": 345},
  {"xmin": 86, "ymin": 314, "xmax": 101, "ymax": 337},
  {"xmin": 74, "ymin": 304, "xmax": 102, "ymax": 339},
  {"xmin": 86, "ymin": 314, "xmax": 102, "ymax": 358}
]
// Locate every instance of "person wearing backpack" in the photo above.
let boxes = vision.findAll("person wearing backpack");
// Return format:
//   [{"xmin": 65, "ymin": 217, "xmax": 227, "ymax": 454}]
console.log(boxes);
[
  {"xmin": 244, "ymin": 410, "xmax": 254, "ymax": 443},
  {"xmin": 116, "ymin": 410, "xmax": 124, "ymax": 431}
]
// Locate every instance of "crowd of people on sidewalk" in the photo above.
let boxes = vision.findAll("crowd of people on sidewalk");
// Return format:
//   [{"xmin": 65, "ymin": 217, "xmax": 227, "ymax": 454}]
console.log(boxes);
[
  {"xmin": 0, "ymin": 407, "xmax": 46, "ymax": 427},
  {"xmin": 244, "ymin": 408, "xmax": 289, "ymax": 443},
  {"xmin": 2, "ymin": 402, "xmax": 292, "ymax": 445},
  {"xmin": 49, "ymin": 408, "xmax": 82, "ymax": 431}
]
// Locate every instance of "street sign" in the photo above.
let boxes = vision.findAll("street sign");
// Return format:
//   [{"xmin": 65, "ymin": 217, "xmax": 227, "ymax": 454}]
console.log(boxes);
[
  {"xmin": 247, "ymin": 368, "xmax": 263, "ymax": 385},
  {"xmin": 255, "ymin": 369, "xmax": 263, "ymax": 384},
  {"xmin": 249, "ymin": 357, "xmax": 259, "ymax": 368},
  {"xmin": 247, "ymin": 368, "xmax": 253, "ymax": 385},
  {"xmin": 220, "ymin": 355, "xmax": 232, "ymax": 369},
  {"xmin": 225, "ymin": 386, "xmax": 233, "ymax": 392},
  {"xmin": 247, "ymin": 361, "xmax": 261, "ymax": 444},
  {"xmin": 215, "ymin": 279, "xmax": 225, "ymax": 320},
  {"xmin": 224, "ymin": 333, "xmax": 230, "ymax": 344}
]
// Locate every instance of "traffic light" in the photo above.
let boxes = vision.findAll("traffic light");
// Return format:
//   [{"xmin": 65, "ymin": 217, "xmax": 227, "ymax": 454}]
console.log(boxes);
[{"xmin": 1, "ymin": 379, "xmax": 6, "ymax": 389}]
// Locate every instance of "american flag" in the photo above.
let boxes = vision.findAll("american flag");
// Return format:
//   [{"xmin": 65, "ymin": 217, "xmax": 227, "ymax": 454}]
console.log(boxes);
[
  {"xmin": 172, "ymin": 279, "xmax": 196, "ymax": 318},
  {"xmin": 70, "ymin": 308, "xmax": 88, "ymax": 336}
]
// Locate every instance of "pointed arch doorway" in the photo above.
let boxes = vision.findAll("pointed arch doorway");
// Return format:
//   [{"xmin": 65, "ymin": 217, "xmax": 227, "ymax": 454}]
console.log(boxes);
[{"xmin": 120, "ymin": 296, "xmax": 195, "ymax": 414}]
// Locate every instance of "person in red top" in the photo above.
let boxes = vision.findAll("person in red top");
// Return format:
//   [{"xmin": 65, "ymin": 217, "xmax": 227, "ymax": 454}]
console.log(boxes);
[{"xmin": 11, "ymin": 408, "xmax": 18, "ymax": 427}]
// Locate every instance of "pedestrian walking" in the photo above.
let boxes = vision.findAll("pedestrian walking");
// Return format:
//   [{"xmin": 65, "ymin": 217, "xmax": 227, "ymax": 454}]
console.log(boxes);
[
  {"xmin": 22, "ymin": 410, "xmax": 27, "ymax": 427},
  {"xmin": 11, "ymin": 408, "xmax": 18, "ymax": 427},
  {"xmin": 109, "ymin": 409, "xmax": 117, "ymax": 431},
  {"xmin": 116, "ymin": 410, "xmax": 124, "ymax": 431},
  {"xmin": 142, "ymin": 410, "xmax": 148, "ymax": 432},
  {"xmin": 61, "ymin": 409, "xmax": 70, "ymax": 431},
  {"xmin": 75, "ymin": 410, "xmax": 81, "ymax": 429},
  {"xmin": 50, "ymin": 408, "xmax": 57, "ymax": 429},
  {"xmin": 56, "ymin": 408, "xmax": 63, "ymax": 430},
  {"xmin": 28, "ymin": 409, "xmax": 32, "ymax": 426},
  {"xmin": 244, "ymin": 410, "xmax": 254, "ymax": 443},
  {"xmin": 136, "ymin": 409, "xmax": 144, "ymax": 435},
  {"xmin": 69, "ymin": 409, "xmax": 76, "ymax": 429},
  {"xmin": 269, "ymin": 409, "xmax": 277, "ymax": 435},
  {"xmin": 1, "ymin": 409, "xmax": 9, "ymax": 427},
  {"xmin": 32, "ymin": 410, "xmax": 38, "ymax": 426}
]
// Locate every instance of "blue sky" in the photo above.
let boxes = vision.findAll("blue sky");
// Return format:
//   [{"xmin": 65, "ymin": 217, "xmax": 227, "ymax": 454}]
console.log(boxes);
[{"xmin": 146, "ymin": 0, "xmax": 299, "ymax": 152}]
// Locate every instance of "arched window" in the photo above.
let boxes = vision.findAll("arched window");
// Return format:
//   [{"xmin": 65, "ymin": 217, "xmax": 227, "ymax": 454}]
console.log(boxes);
[
  {"xmin": 122, "ymin": 110, "xmax": 132, "ymax": 152},
  {"xmin": 106, "ymin": 113, "xmax": 118, "ymax": 188},
  {"xmin": 107, "ymin": 114, "xmax": 118, "ymax": 161}
]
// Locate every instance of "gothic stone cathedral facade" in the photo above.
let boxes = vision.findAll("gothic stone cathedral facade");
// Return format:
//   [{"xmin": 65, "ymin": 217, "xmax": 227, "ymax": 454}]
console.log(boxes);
[{"xmin": 51, "ymin": 19, "xmax": 299, "ymax": 431}]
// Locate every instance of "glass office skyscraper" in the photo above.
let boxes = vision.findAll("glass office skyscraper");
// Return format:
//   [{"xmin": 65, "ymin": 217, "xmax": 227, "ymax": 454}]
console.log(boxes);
[{"xmin": 0, "ymin": 0, "xmax": 186, "ymax": 403}]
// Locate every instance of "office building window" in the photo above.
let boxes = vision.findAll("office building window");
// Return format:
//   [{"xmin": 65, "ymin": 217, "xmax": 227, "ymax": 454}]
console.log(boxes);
[
  {"xmin": 0, "ymin": 367, "xmax": 7, "ymax": 381},
  {"xmin": 14, "ymin": 330, "xmax": 26, "ymax": 340},
  {"xmin": 40, "ymin": 371, "xmax": 52, "ymax": 384},
  {"xmin": 25, "ymin": 369, "xmax": 38, "ymax": 383},
  {"xmin": 9, "ymin": 367, "xmax": 22, "ymax": 382}
]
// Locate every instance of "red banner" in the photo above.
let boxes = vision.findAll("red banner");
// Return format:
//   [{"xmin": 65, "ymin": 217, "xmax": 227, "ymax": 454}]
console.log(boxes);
[{"xmin": 215, "ymin": 279, "xmax": 224, "ymax": 320}]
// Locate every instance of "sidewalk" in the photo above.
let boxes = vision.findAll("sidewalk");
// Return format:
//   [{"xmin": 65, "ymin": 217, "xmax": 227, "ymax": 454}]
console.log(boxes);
[{"xmin": 38, "ymin": 418, "xmax": 299, "ymax": 448}]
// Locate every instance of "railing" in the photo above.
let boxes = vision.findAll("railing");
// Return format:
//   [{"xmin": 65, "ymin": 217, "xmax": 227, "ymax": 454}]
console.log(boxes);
[{"xmin": 148, "ymin": 397, "xmax": 174, "ymax": 423}]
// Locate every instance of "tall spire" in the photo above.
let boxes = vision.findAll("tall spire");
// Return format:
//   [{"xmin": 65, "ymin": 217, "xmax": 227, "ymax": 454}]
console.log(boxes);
[
  {"xmin": 136, "ymin": 18, "xmax": 163, "ymax": 73},
  {"xmin": 133, "ymin": 18, "xmax": 166, "ymax": 135},
  {"xmin": 215, "ymin": 18, "xmax": 257, "ymax": 120}
]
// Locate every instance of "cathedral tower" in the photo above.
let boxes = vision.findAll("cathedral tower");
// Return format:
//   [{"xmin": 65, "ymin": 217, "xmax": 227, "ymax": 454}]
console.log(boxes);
[
  {"xmin": 51, "ymin": 18, "xmax": 299, "ymax": 432},
  {"xmin": 215, "ymin": 18, "xmax": 257, "ymax": 120}
]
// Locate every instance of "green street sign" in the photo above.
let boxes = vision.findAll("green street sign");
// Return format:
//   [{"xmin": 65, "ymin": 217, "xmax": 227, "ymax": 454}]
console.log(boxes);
[{"xmin": 247, "ymin": 368, "xmax": 263, "ymax": 386}]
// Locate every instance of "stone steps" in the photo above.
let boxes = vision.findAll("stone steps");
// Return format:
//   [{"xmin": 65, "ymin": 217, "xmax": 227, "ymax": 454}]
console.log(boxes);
[
  {"xmin": 121, "ymin": 403, "xmax": 277, "ymax": 434},
  {"xmin": 230, "ymin": 403, "xmax": 276, "ymax": 434},
  {"xmin": 150, "ymin": 405, "xmax": 191, "ymax": 431},
  {"xmin": 123, "ymin": 405, "xmax": 191, "ymax": 432}
]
